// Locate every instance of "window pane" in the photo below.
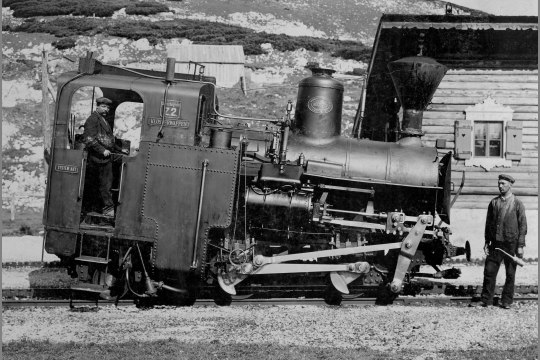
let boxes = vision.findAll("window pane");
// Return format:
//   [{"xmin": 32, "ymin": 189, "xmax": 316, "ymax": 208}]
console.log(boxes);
[
  {"xmin": 488, "ymin": 123, "xmax": 503, "ymax": 157},
  {"xmin": 474, "ymin": 123, "xmax": 487, "ymax": 139},
  {"xmin": 488, "ymin": 123, "xmax": 502, "ymax": 140},
  {"xmin": 475, "ymin": 140, "xmax": 486, "ymax": 156},
  {"xmin": 489, "ymin": 139, "xmax": 501, "ymax": 156},
  {"xmin": 474, "ymin": 123, "xmax": 487, "ymax": 156}
]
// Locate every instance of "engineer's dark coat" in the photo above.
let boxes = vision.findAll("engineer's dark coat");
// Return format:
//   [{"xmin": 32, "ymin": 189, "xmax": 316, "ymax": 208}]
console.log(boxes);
[{"xmin": 83, "ymin": 111, "xmax": 122, "ymax": 163}]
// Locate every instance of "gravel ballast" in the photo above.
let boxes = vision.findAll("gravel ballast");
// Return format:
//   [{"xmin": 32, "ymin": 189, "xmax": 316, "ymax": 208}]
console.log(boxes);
[{"xmin": 2, "ymin": 303, "xmax": 537, "ymax": 352}]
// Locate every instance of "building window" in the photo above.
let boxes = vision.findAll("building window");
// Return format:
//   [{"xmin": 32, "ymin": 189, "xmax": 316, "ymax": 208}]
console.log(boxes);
[
  {"xmin": 454, "ymin": 97, "xmax": 522, "ymax": 170},
  {"xmin": 473, "ymin": 121, "xmax": 503, "ymax": 157}
]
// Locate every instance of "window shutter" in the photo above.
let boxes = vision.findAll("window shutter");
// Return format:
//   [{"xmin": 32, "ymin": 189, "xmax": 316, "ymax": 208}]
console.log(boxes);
[
  {"xmin": 454, "ymin": 120, "xmax": 472, "ymax": 159},
  {"xmin": 505, "ymin": 121, "xmax": 523, "ymax": 160}
]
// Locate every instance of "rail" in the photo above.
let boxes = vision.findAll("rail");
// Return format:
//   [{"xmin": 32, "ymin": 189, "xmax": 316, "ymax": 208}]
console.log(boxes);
[{"xmin": 2, "ymin": 295, "xmax": 537, "ymax": 309}]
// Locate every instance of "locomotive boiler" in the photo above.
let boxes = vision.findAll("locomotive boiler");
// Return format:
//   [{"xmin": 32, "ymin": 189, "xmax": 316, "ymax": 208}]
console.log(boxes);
[{"xmin": 43, "ymin": 53, "xmax": 469, "ymax": 306}]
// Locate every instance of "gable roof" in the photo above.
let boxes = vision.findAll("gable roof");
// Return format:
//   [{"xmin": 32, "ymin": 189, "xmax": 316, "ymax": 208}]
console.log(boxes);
[{"xmin": 353, "ymin": 14, "xmax": 538, "ymax": 138}]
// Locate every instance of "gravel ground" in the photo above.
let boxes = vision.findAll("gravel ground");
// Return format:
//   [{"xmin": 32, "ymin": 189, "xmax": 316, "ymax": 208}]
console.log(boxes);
[{"xmin": 2, "ymin": 302, "xmax": 537, "ymax": 352}]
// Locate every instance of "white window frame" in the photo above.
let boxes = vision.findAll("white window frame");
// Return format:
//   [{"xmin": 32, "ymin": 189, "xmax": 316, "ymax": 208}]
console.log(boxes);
[{"xmin": 464, "ymin": 97, "xmax": 513, "ymax": 170}]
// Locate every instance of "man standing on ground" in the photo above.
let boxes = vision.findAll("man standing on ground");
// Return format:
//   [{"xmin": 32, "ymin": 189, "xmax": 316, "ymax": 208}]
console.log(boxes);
[{"xmin": 471, "ymin": 174, "xmax": 527, "ymax": 308}]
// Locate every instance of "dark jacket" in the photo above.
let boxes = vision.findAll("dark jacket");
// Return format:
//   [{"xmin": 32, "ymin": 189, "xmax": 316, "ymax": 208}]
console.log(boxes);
[
  {"xmin": 485, "ymin": 194, "xmax": 527, "ymax": 249},
  {"xmin": 83, "ymin": 111, "xmax": 122, "ymax": 164}
]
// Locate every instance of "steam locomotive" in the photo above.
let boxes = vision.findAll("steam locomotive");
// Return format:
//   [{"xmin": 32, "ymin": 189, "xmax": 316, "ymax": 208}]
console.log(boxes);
[{"xmin": 43, "ymin": 53, "xmax": 470, "ymax": 306}]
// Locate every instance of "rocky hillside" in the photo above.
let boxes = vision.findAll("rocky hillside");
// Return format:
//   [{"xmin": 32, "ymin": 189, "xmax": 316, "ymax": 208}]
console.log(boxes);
[{"xmin": 2, "ymin": 0, "xmax": 477, "ymax": 216}]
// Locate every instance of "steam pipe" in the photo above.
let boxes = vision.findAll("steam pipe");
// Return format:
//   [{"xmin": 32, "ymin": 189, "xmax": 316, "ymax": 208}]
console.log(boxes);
[
  {"xmin": 192, "ymin": 159, "xmax": 209, "ymax": 269},
  {"xmin": 279, "ymin": 101, "xmax": 293, "ymax": 163}
]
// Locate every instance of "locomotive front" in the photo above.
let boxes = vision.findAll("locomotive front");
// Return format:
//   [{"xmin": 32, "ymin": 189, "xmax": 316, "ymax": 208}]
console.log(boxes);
[{"xmin": 207, "ymin": 56, "xmax": 469, "ymax": 305}]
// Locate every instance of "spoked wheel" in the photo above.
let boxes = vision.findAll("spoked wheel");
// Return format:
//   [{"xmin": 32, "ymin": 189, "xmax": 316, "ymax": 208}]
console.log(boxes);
[
  {"xmin": 91, "ymin": 267, "xmax": 128, "ymax": 299},
  {"xmin": 375, "ymin": 283, "xmax": 398, "ymax": 305},
  {"xmin": 213, "ymin": 284, "xmax": 233, "ymax": 306},
  {"xmin": 323, "ymin": 285, "xmax": 343, "ymax": 306},
  {"xmin": 134, "ymin": 296, "xmax": 157, "ymax": 309}
]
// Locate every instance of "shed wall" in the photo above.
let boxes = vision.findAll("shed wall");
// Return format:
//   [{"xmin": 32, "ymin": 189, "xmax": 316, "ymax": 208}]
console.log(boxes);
[
  {"xmin": 421, "ymin": 69, "xmax": 538, "ymax": 209},
  {"xmin": 168, "ymin": 45, "xmax": 245, "ymax": 88}
]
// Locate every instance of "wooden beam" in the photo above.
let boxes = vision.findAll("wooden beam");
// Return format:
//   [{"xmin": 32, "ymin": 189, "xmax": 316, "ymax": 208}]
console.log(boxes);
[
  {"xmin": 447, "ymin": 69, "xmax": 538, "ymax": 75},
  {"xmin": 41, "ymin": 49, "xmax": 52, "ymax": 172},
  {"xmin": 438, "ymin": 82, "xmax": 538, "ymax": 90},
  {"xmin": 431, "ymin": 96, "xmax": 538, "ymax": 105},
  {"xmin": 426, "ymin": 106, "xmax": 538, "ymax": 118},
  {"xmin": 442, "ymin": 74, "xmax": 539, "ymax": 83},
  {"xmin": 423, "ymin": 111, "xmax": 538, "ymax": 122},
  {"xmin": 452, "ymin": 165, "xmax": 538, "ymax": 173},
  {"xmin": 434, "ymin": 89, "xmax": 538, "ymax": 98}
]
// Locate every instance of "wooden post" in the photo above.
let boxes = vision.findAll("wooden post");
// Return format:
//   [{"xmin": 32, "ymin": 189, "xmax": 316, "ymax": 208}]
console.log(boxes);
[
  {"xmin": 240, "ymin": 76, "xmax": 248, "ymax": 97},
  {"xmin": 10, "ymin": 195, "xmax": 16, "ymax": 222},
  {"xmin": 42, "ymin": 49, "xmax": 52, "ymax": 173}
]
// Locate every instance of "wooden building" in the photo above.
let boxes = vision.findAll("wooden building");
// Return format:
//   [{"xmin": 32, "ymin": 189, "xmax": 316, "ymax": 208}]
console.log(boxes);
[
  {"xmin": 354, "ymin": 14, "xmax": 538, "ymax": 211},
  {"xmin": 168, "ymin": 45, "xmax": 245, "ymax": 88}
]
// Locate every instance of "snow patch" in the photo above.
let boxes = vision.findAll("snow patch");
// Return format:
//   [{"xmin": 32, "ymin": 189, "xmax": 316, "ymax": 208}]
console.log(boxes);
[
  {"xmin": 2, "ymin": 122, "xmax": 19, "ymax": 148},
  {"xmin": 132, "ymin": 38, "xmax": 153, "ymax": 51},
  {"xmin": 228, "ymin": 12, "xmax": 328, "ymax": 38},
  {"xmin": 2, "ymin": 80, "xmax": 42, "ymax": 107}
]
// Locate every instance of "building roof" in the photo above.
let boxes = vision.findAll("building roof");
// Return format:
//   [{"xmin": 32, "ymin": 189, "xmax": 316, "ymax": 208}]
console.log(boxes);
[
  {"xmin": 380, "ymin": 14, "xmax": 538, "ymax": 30},
  {"xmin": 353, "ymin": 14, "xmax": 538, "ymax": 138}
]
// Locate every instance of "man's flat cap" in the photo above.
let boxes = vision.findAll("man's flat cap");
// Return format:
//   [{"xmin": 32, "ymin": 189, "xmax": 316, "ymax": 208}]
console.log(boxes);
[
  {"xmin": 498, "ymin": 174, "xmax": 515, "ymax": 184},
  {"xmin": 96, "ymin": 97, "xmax": 112, "ymax": 105}
]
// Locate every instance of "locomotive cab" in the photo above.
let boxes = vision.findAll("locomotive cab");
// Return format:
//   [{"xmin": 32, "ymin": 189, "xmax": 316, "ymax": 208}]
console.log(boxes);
[{"xmin": 43, "ymin": 58, "xmax": 228, "ymax": 303}]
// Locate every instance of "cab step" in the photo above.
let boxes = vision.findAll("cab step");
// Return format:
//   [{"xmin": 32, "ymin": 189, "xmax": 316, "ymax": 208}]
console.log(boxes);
[
  {"xmin": 71, "ymin": 283, "xmax": 108, "ymax": 293},
  {"xmin": 75, "ymin": 255, "xmax": 109, "ymax": 265},
  {"xmin": 81, "ymin": 212, "xmax": 115, "ymax": 228}
]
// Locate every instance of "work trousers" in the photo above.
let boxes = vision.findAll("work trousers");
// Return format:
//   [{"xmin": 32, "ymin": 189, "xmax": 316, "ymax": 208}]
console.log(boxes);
[
  {"xmin": 84, "ymin": 155, "xmax": 122, "ymax": 213},
  {"xmin": 480, "ymin": 242, "xmax": 518, "ymax": 305}
]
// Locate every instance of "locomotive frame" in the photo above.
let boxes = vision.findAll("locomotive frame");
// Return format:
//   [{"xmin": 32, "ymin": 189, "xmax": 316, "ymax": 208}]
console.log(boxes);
[{"xmin": 43, "ymin": 53, "xmax": 470, "ymax": 306}]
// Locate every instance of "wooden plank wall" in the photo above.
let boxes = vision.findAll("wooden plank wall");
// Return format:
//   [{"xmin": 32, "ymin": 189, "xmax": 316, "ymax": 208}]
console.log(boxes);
[
  {"xmin": 174, "ymin": 63, "xmax": 245, "ymax": 88},
  {"xmin": 168, "ymin": 45, "xmax": 245, "ymax": 88},
  {"xmin": 421, "ymin": 69, "xmax": 538, "ymax": 209}
]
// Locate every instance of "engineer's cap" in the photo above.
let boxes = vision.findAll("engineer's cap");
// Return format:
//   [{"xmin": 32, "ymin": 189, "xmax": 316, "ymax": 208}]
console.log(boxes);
[
  {"xmin": 96, "ymin": 97, "xmax": 112, "ymax": 105},
  {"xmin": 498, "ymin": 174, "xmax": 515, "ymax": 184}
]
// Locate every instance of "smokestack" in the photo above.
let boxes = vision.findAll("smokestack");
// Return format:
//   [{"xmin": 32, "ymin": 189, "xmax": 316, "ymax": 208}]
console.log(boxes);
[{"xmin": 387, "ymin": 56, "xmax": 447, "ymax": 144}]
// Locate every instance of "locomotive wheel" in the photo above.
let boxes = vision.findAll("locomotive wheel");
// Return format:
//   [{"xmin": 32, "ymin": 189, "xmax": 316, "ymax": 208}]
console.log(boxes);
[
  {"xmin": 323, "ymin": 285, "xmax": 343, "ymax": 306},
  {"xmin": 213, "ymin": 284, "xmax": 233, "ymax": 306},
  {"xmin": 135, "ymin": 296, "xmax": 156, "ymax": 309},
  {"xmin": 91, "ymin": 268, "xmax": 128, "ymax": 299},
  {"xmin": 375, "ymin": 283, "xmax": 398, "ymax": 305}
]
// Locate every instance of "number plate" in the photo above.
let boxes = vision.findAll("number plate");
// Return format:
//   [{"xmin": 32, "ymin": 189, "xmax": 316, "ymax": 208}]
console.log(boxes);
[
  {"xmin": 55, "ymin": 164, "xmax": 79, "ymax": 174},
  {"xmin": 160, "ymin": 100, "xmax": 181, "ymax": 119}
]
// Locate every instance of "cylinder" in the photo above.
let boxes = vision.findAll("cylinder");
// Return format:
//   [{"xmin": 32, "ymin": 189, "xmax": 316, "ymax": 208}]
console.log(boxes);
[
  {"xmin": 209, "ymin": 128, "xmax": 232, "ymax": 149},
  {"xmin": 246, "ymin": 189, "xmax": 312, "ymax": 212},
  {"xmin": 295, "ymin": 68, "xmax": 344, "ymax": 141}
]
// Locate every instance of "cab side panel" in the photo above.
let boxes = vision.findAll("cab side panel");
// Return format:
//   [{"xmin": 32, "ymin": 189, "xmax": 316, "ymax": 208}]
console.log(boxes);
[{"xmin": 115, "ymin": 142, "xmax": 238, "ymax": 273}]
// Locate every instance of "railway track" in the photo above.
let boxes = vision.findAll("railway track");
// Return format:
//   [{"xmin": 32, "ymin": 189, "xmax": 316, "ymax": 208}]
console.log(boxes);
[
  {"xmin": 2, "ymin": 282, "xmax": 538, "ymax": 299},
  {"xmin": 2, "ymin": 288, "xmax": 537, "ymax": 308},
  {"xmin": 4, "ymin": 296, "xmax": 537, "ymax": 308}
]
